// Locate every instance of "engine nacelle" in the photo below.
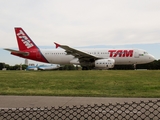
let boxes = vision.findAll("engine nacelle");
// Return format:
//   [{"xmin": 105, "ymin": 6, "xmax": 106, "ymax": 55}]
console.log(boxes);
[{"xmin": 95, "ymin": 58, "xmax": 115, "ymax": 69}]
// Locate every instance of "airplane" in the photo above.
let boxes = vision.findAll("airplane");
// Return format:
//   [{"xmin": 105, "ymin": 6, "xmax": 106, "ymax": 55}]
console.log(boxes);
[
  {"xmin": 4, "ymin": 27, "xmax": 156, "ymax": 70},
  {"xmin": 26, "ymin": 64, "xmax": 38, "ymax": 71},
  {"xmin": 38, "ymin": 64, "xmax": 60, "ymax": 70},
  {"xmin": 26, "ymin": 64, "xmax": 60, "ymax": 70}
]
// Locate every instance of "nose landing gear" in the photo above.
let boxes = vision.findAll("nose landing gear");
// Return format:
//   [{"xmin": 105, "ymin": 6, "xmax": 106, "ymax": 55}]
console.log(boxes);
[{"xmin": 133, "ymin": 64, "xmax": 136, "ymax": 70}]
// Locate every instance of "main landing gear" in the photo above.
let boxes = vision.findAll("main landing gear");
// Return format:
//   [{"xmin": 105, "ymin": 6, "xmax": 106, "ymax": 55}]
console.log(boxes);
[{"xmin": 82, "ymin": 66, "xmax": 92, "ymax": 70}]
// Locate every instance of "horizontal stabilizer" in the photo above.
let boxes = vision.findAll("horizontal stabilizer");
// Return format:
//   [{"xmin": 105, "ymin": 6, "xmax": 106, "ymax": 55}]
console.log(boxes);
[{"xmin": 4, "ymin": 48, "xmax": 29, "ymax": 56}]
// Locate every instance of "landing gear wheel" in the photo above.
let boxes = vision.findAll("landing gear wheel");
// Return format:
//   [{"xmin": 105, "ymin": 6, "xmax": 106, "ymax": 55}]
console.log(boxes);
[
  {"xmin": 82, "ymin": 67, "xmax": 88, "ymax": 70},
  {"xmin": 133, "ymin": 64, "xmax": 136, "ymax": 70}
]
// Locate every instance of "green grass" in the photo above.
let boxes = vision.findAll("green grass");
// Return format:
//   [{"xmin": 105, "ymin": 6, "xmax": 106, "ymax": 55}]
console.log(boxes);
[{"xmin": 0, "ymin": 70, "xmax": 160, "ymax": 97}]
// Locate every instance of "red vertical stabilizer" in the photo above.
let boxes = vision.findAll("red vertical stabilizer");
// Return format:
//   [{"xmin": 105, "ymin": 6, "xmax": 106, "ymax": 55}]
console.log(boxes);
[
  {"xmin": 15, "ymin": 28, "xmax": 38, "ymax": 51},
  {"xmin": 13, "ymin": 27, "xmax": 48, "ymax": 63}
]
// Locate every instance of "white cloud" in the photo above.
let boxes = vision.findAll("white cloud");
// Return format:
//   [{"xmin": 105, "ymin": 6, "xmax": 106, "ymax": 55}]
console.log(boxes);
[{"xmin": 0, "ymin": 0, "xmax": 160, "ymax": 48}]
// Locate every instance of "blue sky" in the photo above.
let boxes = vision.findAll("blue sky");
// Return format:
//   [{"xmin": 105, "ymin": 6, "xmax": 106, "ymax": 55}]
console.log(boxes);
[{"xmin": 0, "ymin": 0, "xmax": 160, "ymax": 65}]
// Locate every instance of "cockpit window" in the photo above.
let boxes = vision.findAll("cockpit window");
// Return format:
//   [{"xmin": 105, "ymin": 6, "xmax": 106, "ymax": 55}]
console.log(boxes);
[{"xmin": 144, "ymin": 52, "xmax": 148, "ymax": 54}]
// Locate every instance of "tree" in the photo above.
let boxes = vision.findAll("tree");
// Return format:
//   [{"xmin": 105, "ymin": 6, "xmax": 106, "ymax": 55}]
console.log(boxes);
[
  {"xmin": 0, "ymin": 63, "xmax": 5, "ymax": 70},
  {"xmin": 4, "ymin": 64, "xmax": 10, "ymax": 70},
  {"xmin": 60, "ymin": 65, "xmax": 76, "ymax": 70}
]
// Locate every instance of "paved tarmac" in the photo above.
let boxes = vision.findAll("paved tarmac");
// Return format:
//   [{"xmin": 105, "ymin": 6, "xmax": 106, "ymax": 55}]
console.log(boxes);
[{"xmin": 0, "ymin": 96, "xmax": 159, "ymax": 108}]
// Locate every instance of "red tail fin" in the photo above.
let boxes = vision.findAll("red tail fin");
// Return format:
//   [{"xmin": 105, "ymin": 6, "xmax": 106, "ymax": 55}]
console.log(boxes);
[
  {"xmin": 14, "ymin": 27, "xmax": 49, "ymax": 63},
  {"xmin": 15, "ymin": 28, "xmax": 38, "ymax": 51}
]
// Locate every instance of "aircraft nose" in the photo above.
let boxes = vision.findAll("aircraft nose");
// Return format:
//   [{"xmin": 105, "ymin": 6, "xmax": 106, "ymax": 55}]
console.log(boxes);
[{"xmin": 149, "ymin": 54, "xmax": 156, "ymax": 62}]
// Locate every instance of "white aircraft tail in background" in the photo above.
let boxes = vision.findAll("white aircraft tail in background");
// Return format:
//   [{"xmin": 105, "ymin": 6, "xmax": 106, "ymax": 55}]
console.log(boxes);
[{"xmin": 4, "ymin": 27, "xmax": 156, "ymax": 70}]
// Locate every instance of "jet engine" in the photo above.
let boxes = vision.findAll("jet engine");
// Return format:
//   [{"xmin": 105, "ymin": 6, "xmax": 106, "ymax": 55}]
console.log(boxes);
[{"xmin": 95, "ymin": 58, "xmax": 115, "ymax": 69}]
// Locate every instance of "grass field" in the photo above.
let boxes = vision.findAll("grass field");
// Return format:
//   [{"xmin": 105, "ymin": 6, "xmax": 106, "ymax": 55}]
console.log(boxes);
[{"xmin": 0, "ymin": 70, "xmax": 160, "ymax": 97}]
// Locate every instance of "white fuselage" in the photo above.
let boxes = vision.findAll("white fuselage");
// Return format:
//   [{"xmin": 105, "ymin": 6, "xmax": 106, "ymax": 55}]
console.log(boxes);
[{"xmin": 40, "ymin": 48, "xmax": 155, "ymax": 65}]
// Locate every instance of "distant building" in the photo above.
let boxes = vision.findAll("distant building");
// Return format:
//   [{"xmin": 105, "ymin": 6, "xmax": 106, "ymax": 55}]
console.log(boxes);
[
  {"xmin": 2, "ymin": 68, "xmax": 7, "ymax": 70},
  {"xmin": 28, "ymin": 63, "xmax": 35, "ymax": 66},
  {"xmin": 20, "ymin": 64, "xmax": 22, "ymax": 70},
  {"xmin": 24, "ymin": 59, "xmax": 28, "ymax": 65}
]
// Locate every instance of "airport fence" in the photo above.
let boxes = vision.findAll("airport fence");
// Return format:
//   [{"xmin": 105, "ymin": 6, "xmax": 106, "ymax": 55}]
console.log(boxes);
[{"xmin": 0, "ymin": 99, "xmax": 160, "ymax": 120}]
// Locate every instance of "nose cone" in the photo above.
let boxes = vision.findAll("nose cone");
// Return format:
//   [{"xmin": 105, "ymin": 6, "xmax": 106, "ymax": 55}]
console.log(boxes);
[{"xmin": 149, "ymin": 54, "xmax": 156, "ymax": 62}]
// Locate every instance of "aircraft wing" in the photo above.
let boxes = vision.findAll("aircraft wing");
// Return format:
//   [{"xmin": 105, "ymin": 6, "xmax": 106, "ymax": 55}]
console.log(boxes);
[
  {"xmin": 4, "ymin": 48, "xmax": 29, "ymax": 56},
  {"xmin": 54, "ymin": 42, "xmax": 101, "ymax": 62}
]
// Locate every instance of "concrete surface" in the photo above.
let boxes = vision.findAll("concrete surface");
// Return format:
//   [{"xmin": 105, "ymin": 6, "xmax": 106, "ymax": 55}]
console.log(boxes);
[{"xmin": 0, "ymin": 96, "xmax": 159, "ymax": 108}]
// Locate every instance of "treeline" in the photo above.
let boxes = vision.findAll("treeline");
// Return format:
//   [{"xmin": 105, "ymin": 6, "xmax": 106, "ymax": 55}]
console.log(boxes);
[
  {"xmin": 1, "ymin": 60, "xmax": 160, "ymax": 70},
  {"xmin": 0, "ymin": 63, "xmax": 78, "ymax": 70},
  {"xmin": 112, "ymin": 60, "xmax": 160, "ymax": 70},
  {"xmin": 0, "ymin": 63, "xmax": 28, "ymax": 70}
]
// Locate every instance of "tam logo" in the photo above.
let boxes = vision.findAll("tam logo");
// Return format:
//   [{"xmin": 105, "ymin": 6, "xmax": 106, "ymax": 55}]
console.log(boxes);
[
  {"xmin": 108, "ymin": 50, "xmax": 133, "ymax": 57},
  {"xmin": 17, "ymin": 30, "xmax": 34, "ymax": 49}
]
